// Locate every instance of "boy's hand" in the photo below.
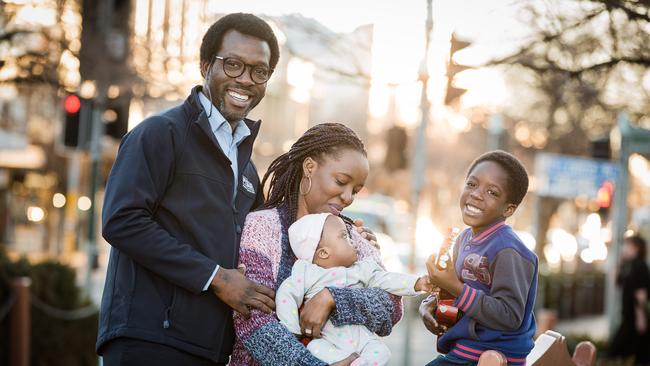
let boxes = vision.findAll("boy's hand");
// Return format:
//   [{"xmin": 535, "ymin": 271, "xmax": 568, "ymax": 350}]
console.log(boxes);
[
  {"xmin": 419, "ymin": 296, "xmax": 448, "ymax": 335},
  {"xmin": 426, "ymin": 254, "xmax": 463, "ymax": 296},
  {"xmin": 415, "ymin": 275, "xmax": 434, "ymax": 292}
]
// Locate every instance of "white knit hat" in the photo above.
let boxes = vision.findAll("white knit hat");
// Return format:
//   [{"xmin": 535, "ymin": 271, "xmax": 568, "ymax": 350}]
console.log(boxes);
[{"xmin": 288, "ymin": 213, "xmax": 332, "ymax": 262}]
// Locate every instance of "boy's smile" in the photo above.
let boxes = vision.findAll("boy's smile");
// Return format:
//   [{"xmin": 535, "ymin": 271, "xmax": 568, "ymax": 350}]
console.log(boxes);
[{"xmin": 460, "ymin": 161, "xmax": 517, "ymax": 234}]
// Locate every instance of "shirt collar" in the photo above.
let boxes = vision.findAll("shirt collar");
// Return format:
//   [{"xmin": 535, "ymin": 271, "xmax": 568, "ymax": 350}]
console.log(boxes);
[
  {"xmin": 198, "ymin": 91, "xmax": 251, "ymax": 143},
  {"xmin": 469, "ymin": 218, "xmax": 507, "ymax": 244}
]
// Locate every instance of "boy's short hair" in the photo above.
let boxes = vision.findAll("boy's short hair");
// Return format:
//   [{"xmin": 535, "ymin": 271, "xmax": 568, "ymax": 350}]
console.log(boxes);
[
  {"xmin": 200, "ymin": 13, "xmax": 280, "ymax": 74},
  {"xmin": 467, "ymin": 150, "xmax": 529, "ymax": 205}
]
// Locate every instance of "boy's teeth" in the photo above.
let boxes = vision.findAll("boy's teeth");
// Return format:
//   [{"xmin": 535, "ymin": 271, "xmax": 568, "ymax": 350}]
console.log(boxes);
[
  {"xmin": 466, "ymin": 205, "xmax": 482, "ymax": 214},
  {"xmin": 228, "ymin": 91, "xmax": 249, "ymax": 101}
]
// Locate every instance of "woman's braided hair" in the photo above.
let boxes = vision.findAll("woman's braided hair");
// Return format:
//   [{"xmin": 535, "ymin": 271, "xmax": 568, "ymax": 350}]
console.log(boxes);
[{"xmin": 262, "ymin": 122, "xmax": 367, "ymax": 224}]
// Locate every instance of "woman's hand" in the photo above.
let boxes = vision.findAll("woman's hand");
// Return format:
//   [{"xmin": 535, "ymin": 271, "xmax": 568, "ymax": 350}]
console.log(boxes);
[
  {"xmin": 299, "ymin": 288, "xmax": 335, "ymax": 338},
  {"xmin": 419, "ymin": 296, "xmax": 447, "ymax": 335},
  {"xmin": 425, "ymin": 254, "xmax": 463, "ymax": 297},
  {"xmin": 353, "ymin": 218, "xmax": 379, "ymax": 249},
  {"xmin": 330, "ymin": 353, "xmax": 359, "ymax": 366}
]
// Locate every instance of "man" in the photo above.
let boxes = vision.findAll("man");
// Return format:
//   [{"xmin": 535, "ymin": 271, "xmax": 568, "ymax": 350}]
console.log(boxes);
[{"xmin": 98, "ymin": 13, "xmax": 279, "ymax": 365}]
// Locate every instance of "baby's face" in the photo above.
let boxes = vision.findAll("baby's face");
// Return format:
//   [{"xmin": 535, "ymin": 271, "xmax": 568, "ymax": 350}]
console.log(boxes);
[{"xmin": 320, "ymin": 215, "xmax": 358, "ymax": 267}]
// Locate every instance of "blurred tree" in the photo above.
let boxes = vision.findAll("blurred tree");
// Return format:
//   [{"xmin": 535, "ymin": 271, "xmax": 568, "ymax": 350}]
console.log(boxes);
[
  {"xmin": 483, "ymin": 0, "xmax": 650, "ymax": 255},
  {"xmin": 0, "ymin": 0, "xmax": 81, "ymax": 88},
  {"xmin": 489, "ymin": 0, "xmax": 650, "ymax": 149}
]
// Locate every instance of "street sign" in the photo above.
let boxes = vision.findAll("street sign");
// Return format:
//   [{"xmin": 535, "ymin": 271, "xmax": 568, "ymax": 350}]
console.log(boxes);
[{"xmin": 535, "ymin": 152, "xmax": 620, "ymax": 199}]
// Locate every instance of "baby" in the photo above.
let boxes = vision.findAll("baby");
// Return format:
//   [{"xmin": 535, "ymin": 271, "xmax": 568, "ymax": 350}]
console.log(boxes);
[{"xmin": 276, "ymin": 213, "xmax": 431, "ymax": 366}]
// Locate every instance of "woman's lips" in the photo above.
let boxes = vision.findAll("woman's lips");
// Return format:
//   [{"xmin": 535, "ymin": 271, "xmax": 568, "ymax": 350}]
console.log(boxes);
[{"xmin": 328, "ymin": 204, "xmax": 342, "ymax": 216}]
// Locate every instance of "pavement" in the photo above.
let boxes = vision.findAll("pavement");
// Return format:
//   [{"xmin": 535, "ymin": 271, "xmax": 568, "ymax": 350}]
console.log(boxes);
[{"xmin": 76, "ymin": 244, "xmax": 610, "ymax": 366}]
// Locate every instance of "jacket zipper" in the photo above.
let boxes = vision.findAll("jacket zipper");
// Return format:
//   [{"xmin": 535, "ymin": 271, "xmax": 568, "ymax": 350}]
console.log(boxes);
[{"xmin": 163, "ymin": 288, "xmax": 177, "ymax": 329}]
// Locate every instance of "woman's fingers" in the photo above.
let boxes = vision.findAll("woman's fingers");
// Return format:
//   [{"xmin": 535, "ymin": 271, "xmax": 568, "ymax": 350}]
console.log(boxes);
[
  {"xmin": 300, "ymin": 317, "xmax": 324, "ymax": 338},
  {"xmin": 311, "ymin": 321, "xmax": 323, "ymax": 338}
]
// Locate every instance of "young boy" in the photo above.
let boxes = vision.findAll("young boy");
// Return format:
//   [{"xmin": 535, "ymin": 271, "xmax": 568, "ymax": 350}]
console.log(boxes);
[
  {"xmin": 424, "ymin": 150, "xmax": 538, "ymax": 366},
  {"xmin": 277, "ymin": 213, "xmax": 431, "ymax": 366}
]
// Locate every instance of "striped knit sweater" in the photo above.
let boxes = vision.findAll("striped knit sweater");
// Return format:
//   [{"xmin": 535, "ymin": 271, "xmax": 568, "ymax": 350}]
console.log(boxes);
[{"xmin": 230, "ymin": 206, "xmax": 403, "ymax": 366}]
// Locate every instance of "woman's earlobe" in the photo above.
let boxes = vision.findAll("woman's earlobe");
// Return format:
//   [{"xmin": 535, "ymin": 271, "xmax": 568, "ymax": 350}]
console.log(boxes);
[{"xmin": 303, "ymin": 157, "xmax": 317, "ymax": 176}]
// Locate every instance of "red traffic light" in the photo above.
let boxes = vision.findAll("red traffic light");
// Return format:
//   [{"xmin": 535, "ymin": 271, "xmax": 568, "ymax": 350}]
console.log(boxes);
[
  {"xmin": 64, "ymin": 94, "xmax": 81, "ymax": 114},
  {"xmin": 596, "ymin": 180, "xmax": 614, "ymax": 208}
]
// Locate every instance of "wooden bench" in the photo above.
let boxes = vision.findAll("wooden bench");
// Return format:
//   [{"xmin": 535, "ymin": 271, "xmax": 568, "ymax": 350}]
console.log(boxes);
[{"xmin": 477, "ymin": 330, "xmax": 597, "ymax": 366}]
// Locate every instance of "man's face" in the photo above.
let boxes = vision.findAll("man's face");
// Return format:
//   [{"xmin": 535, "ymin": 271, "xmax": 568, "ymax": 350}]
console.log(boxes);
[{"xmin": 201, "ymin": 29, "xmax": 271, "ymax": 123}]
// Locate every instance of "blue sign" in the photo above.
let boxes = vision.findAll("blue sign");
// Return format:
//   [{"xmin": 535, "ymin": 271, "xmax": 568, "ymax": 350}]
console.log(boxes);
[{"xmin": 535, "ymin": 153, "xmax": 620, "ymax": 199}]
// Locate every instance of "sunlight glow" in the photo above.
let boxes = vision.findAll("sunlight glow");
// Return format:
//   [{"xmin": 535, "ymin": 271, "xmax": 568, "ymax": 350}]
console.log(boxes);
[{"xmin": 415, "ymin": 216, "xmax": 444, "ymax": 258}]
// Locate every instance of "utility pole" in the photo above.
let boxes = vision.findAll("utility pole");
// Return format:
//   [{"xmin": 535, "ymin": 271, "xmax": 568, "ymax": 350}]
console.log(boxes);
[
  {"xmin": 403, "ymin": 1, "xmax": 433, "ymax": 364},
  {"xmin": 79, "ymin": 0, "xmax": 132, "ymax": 297}
]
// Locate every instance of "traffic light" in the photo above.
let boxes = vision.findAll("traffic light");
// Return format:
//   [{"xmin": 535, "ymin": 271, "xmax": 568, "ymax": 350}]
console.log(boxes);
[
  {"xmin": 596, "ymin": 180, "xmax": 613, "ymax": 222},
  {"xmin": 384, "ymin": 125, "xmax": 408, "ymax": 171},
  {"xmin": 591, "ymin": 137, "xmax": 611, "ymax": 160},
  {"xmin": 63, "ymin": 93, "xmax": 93, "ymax": 148},
  {"xmin": 444, "ymin": 33, "xmax": 472, "ymax": 106},
  {"xmin": 104, "ymin": 96, "xmax": 129, "ymax": 140}
]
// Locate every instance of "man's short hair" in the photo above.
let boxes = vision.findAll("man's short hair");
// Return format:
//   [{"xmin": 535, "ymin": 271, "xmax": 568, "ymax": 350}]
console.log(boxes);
[
  {"xmin": 467, "ymin": 150, "xmax": 529, "ymax": 205},
  {"xmin": 200, "ymin": 13, "xmax": 280, "ymax": 75}
]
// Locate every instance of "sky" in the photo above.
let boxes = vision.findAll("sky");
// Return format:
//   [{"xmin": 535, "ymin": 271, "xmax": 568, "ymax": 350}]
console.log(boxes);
[{"xmin": 212, "ymin": 0, "xmax": 540, "ymax": 126}]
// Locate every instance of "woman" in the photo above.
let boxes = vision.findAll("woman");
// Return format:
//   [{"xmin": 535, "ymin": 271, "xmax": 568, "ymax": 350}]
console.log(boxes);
[
  {"xmin": 230, "ymin": 123, "xmax": 403, "ymax": 365},
  {"xmin": 609, "ymin": 235, "xmax": 650, "ymax": 365}
]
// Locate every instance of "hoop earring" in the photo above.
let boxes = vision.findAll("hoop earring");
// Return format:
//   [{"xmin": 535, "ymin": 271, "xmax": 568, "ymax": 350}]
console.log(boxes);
[{"xmin": 300, "ymin": 176, "xmax": 312, "ymax": 196}]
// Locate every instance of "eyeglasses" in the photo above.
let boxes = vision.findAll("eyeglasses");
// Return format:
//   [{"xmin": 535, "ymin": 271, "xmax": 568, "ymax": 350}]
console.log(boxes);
[{"xmin": 214, "ymin": 56, "xmax": 272, "ymax": 84}]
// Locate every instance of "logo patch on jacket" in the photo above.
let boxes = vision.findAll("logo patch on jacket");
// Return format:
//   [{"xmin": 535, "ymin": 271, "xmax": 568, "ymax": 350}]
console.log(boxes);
[{"xmin": 242, "ymin": 175, "xmax": 255, "ymax": 195}]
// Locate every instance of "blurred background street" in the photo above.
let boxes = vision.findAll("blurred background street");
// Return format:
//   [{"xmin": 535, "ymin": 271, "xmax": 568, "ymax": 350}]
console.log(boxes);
[{"xmin": 1, "ymin": 0, "xmax": 650, "ymax": 365}]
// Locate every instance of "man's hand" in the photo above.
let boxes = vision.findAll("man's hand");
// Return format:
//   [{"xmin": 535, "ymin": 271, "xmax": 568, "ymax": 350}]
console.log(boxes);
[
  {"xmin": 419, "ymin": 296, "xmax": 447, "ymax": 335},
  {"xmin": 415, "ymin": 275, "xmax": 434, "ymax": 293},
  {"xmin": 330, "ymin": 353, "xmax": 359, "ymax": 366},
  {"xmin": 353, "ymin": 218, "xmax": 379, "ymax": 249},
  {"xmin": 425, "ymin": 254, "xmax": 463, "ymax": 297},
  {"xmin": 210, "ymin": 267, "xmax": 275, "ymax": 319},
  {"xmin": 299, "ymin": 288, "xmax": 335, "ymax": 339}
]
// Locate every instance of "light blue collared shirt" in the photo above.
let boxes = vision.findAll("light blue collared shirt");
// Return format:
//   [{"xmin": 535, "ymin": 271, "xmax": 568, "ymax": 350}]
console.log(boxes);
[
  {"xmin": 198, "ymin": 91, "xmax": 251, "ymax": 291},
  {"xmin": 198, "ymin": 91, "xmax": 251, "ymax": 200}
]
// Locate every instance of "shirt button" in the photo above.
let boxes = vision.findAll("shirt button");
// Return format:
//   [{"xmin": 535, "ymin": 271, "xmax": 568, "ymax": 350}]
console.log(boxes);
[{"xmin": 236, "ymin": 225, "xmax": 242, "ymax": 234}]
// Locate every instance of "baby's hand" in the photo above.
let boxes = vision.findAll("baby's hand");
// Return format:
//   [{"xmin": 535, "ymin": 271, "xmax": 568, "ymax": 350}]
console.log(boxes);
[{"xmin": 415, "ymin": 275, "xmax": 434, "ymax": 293}]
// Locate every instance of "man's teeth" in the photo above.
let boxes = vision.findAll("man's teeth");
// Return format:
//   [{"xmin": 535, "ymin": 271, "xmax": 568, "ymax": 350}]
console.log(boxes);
[
  {"xmin": 466, "ymin": 205, "xmax": 482, "ymax": 214},
  {"xmin": 228, "ymin": 91, "xmax": 249, "ymax": 101}
]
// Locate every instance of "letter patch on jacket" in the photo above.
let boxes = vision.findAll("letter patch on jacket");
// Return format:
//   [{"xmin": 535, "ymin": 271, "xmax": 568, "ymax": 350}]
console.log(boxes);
[
  {"xmin": 242, "ymin": 175, "xmax": 255, "ymax": 195},
  {"xmin": 461, "ymin": 253, "xmax": 492, "ymax": 285}
]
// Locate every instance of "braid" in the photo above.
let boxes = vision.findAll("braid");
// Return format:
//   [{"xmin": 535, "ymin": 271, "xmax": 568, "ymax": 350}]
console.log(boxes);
[{"xmin": 262, "ymin": 122, "xmax": 366, "ymax": 224}]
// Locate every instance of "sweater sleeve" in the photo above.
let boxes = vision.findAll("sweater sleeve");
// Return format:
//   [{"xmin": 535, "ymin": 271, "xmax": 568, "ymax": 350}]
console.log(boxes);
[
  {"xmin": 327, "ymin": 228, "xmax": 404, "ymax": 336},
  {"xmin": 453, "ymin": 248, "xmax": 535, "ymax": 331},
  {"xmin": 234, "ymin": 213, "xmax": 326, "ymax": 366},
  {"xmin": 101, "ymin": 117, "xmax": 216, "ymax": 294}
]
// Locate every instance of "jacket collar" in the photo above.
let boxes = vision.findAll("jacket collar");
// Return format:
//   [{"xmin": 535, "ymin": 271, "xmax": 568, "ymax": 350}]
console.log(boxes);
[
  {"xmin": 186, "ymin": 85, "xmax": 262, "ymax": 163},
  {"xmin": 469, "ymin": 218, "xmax": 506, "ymax": 245}
]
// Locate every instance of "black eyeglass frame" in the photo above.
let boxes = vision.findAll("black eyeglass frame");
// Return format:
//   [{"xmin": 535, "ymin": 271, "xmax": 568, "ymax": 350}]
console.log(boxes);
[{"xmin": 214, "ymin": 56, "xmax": 272, "ymax": 84}]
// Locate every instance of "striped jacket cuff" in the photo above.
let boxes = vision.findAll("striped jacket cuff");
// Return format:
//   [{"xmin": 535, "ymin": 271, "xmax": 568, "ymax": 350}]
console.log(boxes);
[{"xmin": 453, "ymin": 284, "xmax": 480, "ymax": 313}]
